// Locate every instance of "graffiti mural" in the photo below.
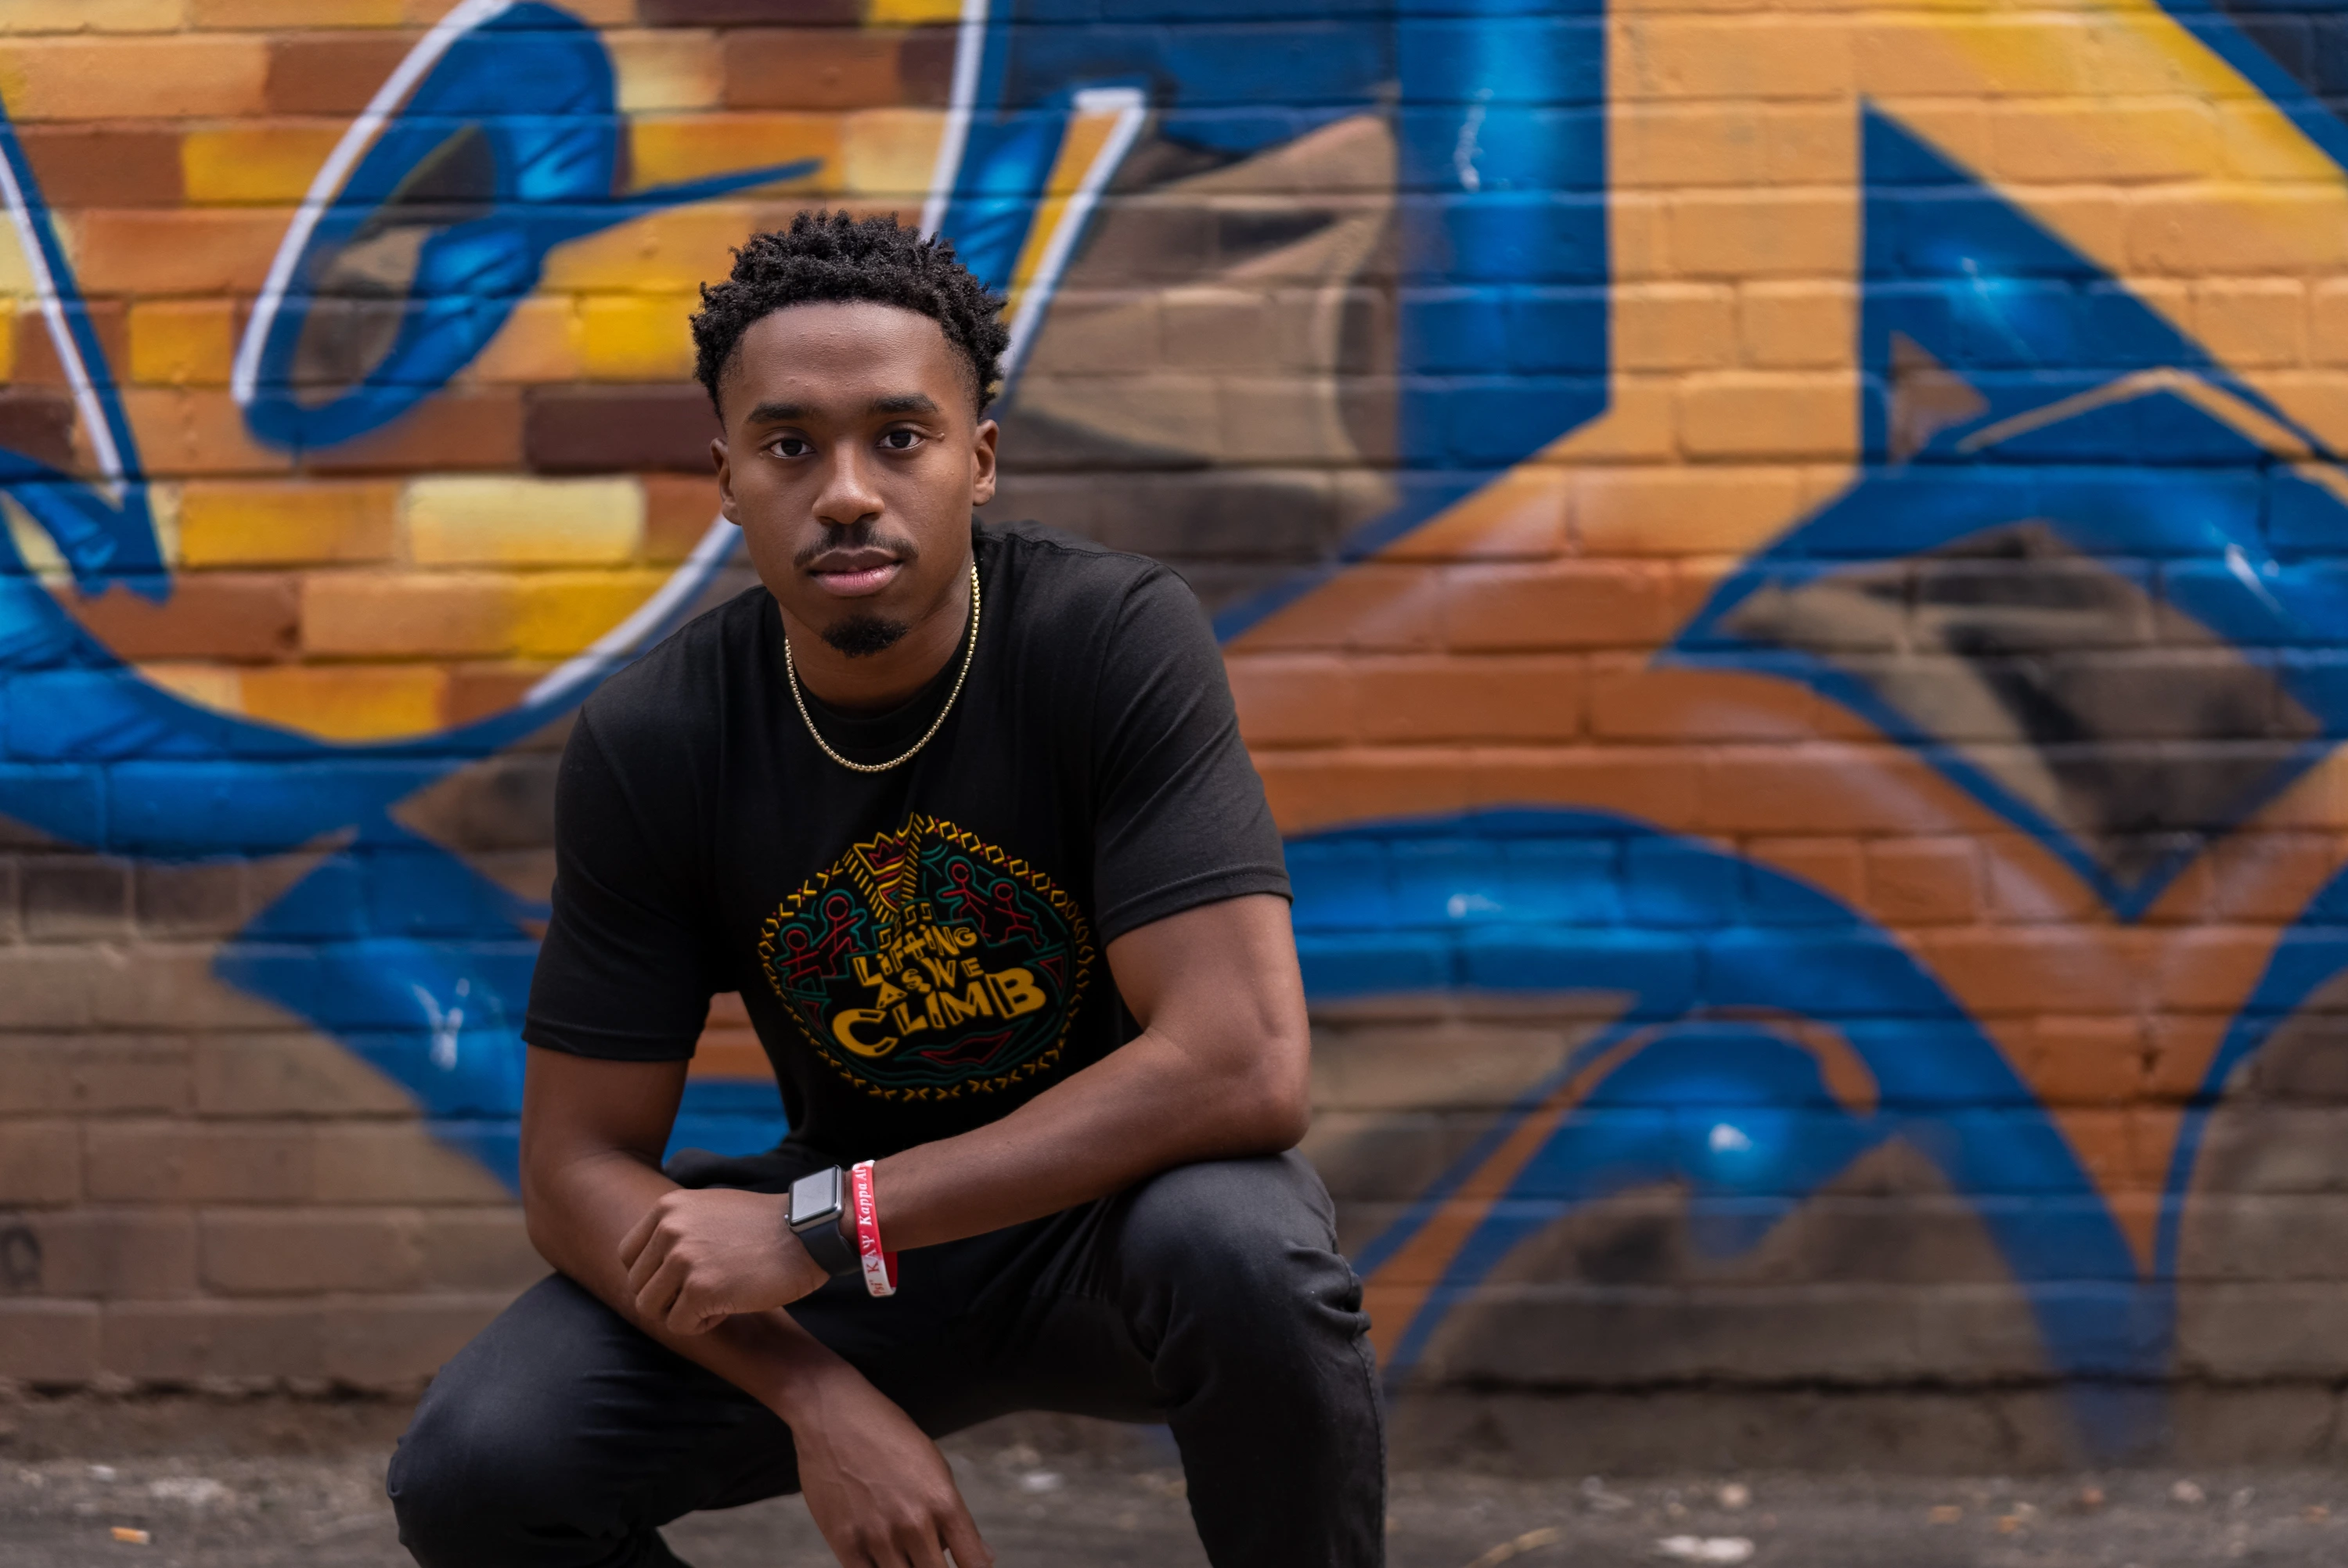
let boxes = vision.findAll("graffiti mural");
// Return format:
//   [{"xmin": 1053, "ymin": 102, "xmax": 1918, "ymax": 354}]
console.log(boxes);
[{"xmin": 8, "ymin": 0, "xmax": 2348, "ymax": 1458}]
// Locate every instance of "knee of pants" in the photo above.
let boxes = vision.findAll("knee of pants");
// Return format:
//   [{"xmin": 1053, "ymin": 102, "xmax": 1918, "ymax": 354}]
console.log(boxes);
[
  {"xmin": 388, "ymin": 1382, "xmax": 571, "ymax": 1568},
  {"xmin": 1118, "ymin": 1155, "xmax": 1363, "ymax": 1348}
]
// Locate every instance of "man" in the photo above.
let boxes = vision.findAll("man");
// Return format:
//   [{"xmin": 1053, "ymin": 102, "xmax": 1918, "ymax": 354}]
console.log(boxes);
[{"xmin": 387, "ymin": 211, "xmax": 1385, "ymax": 1568}]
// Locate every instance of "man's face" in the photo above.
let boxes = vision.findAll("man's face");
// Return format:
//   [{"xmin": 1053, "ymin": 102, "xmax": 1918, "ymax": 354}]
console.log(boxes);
[{"xmin": 712, "ymin": 301, "xmax": 997, "ymax": 658}]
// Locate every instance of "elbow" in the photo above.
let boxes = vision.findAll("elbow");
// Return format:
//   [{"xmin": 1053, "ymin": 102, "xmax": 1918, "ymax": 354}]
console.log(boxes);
[{"xmin": 1230, "ymin": 1032, "xmax": 1313, "ymax": 1153}]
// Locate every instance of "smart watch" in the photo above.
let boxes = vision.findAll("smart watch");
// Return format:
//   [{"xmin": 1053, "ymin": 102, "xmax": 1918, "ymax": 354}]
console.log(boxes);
[{"xmin": 787, "ymin": 1165, "xmax": 859, "ymax": 1278}]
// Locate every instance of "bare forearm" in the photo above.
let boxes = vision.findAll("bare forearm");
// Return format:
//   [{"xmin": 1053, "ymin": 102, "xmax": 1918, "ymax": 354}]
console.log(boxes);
[
  {"xmin": 873, "ymin": 1022, "xmax": 1305, "ymax": 1251},
  {"xmin": 525, "ymin": 1152, "xmax": 847, "ymax": 1414}
]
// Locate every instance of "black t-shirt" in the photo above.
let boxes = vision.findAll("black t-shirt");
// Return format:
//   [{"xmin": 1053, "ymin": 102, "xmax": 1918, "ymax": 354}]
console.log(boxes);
[{"xmin": 523, "ymin": 520, "xmax": 1291, "ymax": 1162}]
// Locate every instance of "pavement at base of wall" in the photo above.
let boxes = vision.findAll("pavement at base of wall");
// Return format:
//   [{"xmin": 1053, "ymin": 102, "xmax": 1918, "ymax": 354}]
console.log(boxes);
[{"xmin": 0, "ymin": 1395, "xmax": 2344, "ymax": 1567}]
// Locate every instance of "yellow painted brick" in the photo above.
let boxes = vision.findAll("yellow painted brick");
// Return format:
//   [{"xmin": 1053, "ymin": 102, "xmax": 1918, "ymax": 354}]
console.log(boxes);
[
  {"xmin": 629, "ymin": 113, "xmax": 837, "ymax": 192},
  {"xmin": 463, "ymin": 296, "xmax": 582, "ymax": 383},
  {"xmin": 404, "ymin": 476, "xmax": 644, "ymax": 566},
  {"xmin": 0, "ymin": 297, "xmax": 16, "ymax": 380},
  {"xmin": 609, "ymin": 28, "xmax": 722, "ymax": 113},
  {"xmin": 1612, "ymin": 285, "xmax": 1736, "ymax": 372},
  {"xmin": 1619, "ymin": 18, "xmax": 1854, "ymax": 100},
  {"xmin": 182, "ymin": 124, "xmax": 341, "ymax": 206},
  {"xmin": 179, "ymin": 481, "xmax": 398, "ymax": 567},
  {"xmin": 128, "ymin": 300, "xmax": 236, "ymax": 387},
  {"xmin": 1989, "ymin": 102, "xmax": 2223, "ymax": 185},
  {"xmin": 578, "ymin": 292, "xmax": 699, "ymax": 380},
  {"xmin": 1612, "ymin": 105, "xmax": 1766, "ymax": 191},
  {"xmin": 1676, "ymin": 374, "xmax": 1858, "ymax": 462},
  {"xmin": 512, "ymin": 570, "xmax": 670, "ymax": 660},
  {"xmin": 300, "ymin": 572, "xmax": 516, "ymax": 658},
  {"xmin": 0, "ymin": 0, "xmax": 182, "ymax": 33},
  {"xmin": 541, "ymin": 202, "xmax": 763, "ymax": 293},
  {"xmin": 2195, "ymin": 279, "xmax": 2307, "ymax": 369},
  {"xmin": 138, "ymin": 660, "xmax": 239, "ymax": 712},
  {"xmin": 842, "ymin": 109, "xmax": 945, "ymax": 199},
  {"xmin": 1851, "ymin": 19, "xmax": 2100, "ymax": 99},
  {"xmin": 1574, "ymin": 465, "xmax": 1808, "ymax": 558},
  {"xmin": 868, "ymin": 0, "xmax": 959, "ymax": 21},
  {"xmin": 2127, "ymin": 189, "xmax": 2348, "ymax": 276},
  {"xmin": 2311, "ymin": 282, "xmax": 2348, "ymax": 368},
  {"xmin": 238, "ymin": 664, "xmax": 447, "ymax": 743},
  {"xmin": 1661, "ymin": 191, "xmax": 1855, "ymax": 280},
  {"xmin": 190, "ymin": 0, "xmax": 400, "ymax": 23},
  {"xmin": 1739, "ymin": 283, "xmax": 1855, "ymax": 369},
  {"xmin": 0, "ymin": 35, "xmax": 265, "ymax": 119}
]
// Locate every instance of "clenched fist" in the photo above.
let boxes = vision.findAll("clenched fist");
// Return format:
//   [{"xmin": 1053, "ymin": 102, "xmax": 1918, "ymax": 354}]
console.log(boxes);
[{"xmin": 618, "ymin": 1188, "xmax": 834, "ymax": 1333}]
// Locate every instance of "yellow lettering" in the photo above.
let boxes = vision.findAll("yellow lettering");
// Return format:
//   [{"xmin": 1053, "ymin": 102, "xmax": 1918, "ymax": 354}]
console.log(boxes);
[
  {"xmin": 992, "ymin": 968, "xmax": 1046, "ymax": 1017},
  {"xmin": 852, "ymin": 954, "xmax": 885, "ymax": 987},
  {"xmin": 961, "ymin": 958, "xmax": 982, "ymax": 978},
  {"xmin": 919, "ymin": 954, "xmax": 962, "ymax": 986},
  {"xmin": 934, "ymin": 980, "xmax": 995, "ymax": 1027},
  {"xmin": 831, "ymin": 1009, "xmax": 897, "ymax": 1059},
  {"xmin": 891, "ymin": 1002, "xmax": 930, "ymax": 1034}
]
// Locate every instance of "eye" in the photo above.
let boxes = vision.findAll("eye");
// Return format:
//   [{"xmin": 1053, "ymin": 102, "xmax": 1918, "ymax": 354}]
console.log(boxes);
[
  {"xmin": 769, "ymin": 436, "xmax": 811, "ymax": 459},
  {"xmin": 880, "ymin": 428, "xmax": 924, "ymax": 451}
]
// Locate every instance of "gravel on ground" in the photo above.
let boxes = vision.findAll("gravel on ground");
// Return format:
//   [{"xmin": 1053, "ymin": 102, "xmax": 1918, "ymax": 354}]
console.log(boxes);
[{"xmin": 0, "ymin": 1394, "xmax": 2342, "ymax": 1566}]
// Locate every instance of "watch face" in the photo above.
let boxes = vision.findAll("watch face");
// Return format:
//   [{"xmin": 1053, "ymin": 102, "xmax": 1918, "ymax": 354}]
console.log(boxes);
[{"xmin": 790, "ymin": 1167, "xmax": 843, "ymax": 1230}]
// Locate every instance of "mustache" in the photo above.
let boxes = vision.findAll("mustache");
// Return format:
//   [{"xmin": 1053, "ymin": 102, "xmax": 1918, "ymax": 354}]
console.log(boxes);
[{"xmin": 794, "ymin": 522, "xmax": 921, "ymax": 570}]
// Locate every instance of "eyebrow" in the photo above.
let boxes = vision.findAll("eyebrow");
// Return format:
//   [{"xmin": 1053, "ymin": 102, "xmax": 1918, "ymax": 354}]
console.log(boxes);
[{"xmin": 744, "ymin": 392, "xmax": 941, "ymax": 424}]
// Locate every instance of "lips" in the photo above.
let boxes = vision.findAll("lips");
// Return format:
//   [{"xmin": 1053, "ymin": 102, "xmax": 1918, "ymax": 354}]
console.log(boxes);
[{"xmin": 806, "ymin": 550, "xmax": 902, "ymax": 598}]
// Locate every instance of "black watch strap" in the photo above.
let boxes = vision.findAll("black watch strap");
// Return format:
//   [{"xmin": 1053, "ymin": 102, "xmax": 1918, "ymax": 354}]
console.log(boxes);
[{"xmin": 787, "ymin": 1166, "xmax": 859, "ymax": 1278}]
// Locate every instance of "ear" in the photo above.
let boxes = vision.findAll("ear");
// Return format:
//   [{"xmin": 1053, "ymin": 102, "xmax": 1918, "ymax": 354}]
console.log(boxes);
[
  {"xmin": 970, "ymin": 419, "xmax": 999, "ymax": 509},
  {"xmin": 711, "ymin": 437, "xmax": 736, "ymax": 522}
]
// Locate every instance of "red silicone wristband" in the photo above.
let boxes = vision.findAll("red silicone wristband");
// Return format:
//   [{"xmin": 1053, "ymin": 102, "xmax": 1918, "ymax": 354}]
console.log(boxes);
[{"xmin": 848, "ymin": 1160, "xmax": 897, "ymax": 1298}]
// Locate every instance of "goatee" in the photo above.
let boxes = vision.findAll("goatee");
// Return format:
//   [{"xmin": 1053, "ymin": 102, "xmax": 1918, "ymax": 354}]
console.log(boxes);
[{"xmin": 822, "ymin": 613, "xmax": 912, "ymax": 658}]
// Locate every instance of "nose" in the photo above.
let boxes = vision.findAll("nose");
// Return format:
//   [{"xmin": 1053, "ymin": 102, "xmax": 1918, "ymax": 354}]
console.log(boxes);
[{"xmin": 813, "ymin": 440, "xmax": 884, "ymax": 530}]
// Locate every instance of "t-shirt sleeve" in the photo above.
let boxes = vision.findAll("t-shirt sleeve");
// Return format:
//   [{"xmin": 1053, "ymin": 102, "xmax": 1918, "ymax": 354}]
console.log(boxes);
[
  {"xmin": 1088, "ymin": 566, "xmax": 1291, "ymax": 943},
  {"xmin": 523, "ymin": 710, "xmax": 718, "ymax": 1061}
]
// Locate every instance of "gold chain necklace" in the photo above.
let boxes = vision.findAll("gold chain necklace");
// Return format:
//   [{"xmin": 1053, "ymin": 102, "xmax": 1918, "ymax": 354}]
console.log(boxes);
[{"xmin": 784, "ymin": 563, "xmax": 981, "ymax": 775}]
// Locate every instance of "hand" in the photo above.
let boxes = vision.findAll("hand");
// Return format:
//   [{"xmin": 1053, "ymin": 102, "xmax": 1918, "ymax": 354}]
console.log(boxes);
[
  {"xmin": 618, "ymin": 1188, "xmax": 831, "ymax": 1333},
  {"xmin": 781, "ymin": 1362, "xmax": 994, "ymax": 1568}
]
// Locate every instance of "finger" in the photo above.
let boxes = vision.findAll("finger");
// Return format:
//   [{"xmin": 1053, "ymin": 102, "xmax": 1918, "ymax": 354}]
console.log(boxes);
[
  {"xmin": 904, "ymin": 1521, "xmax": 952, "ymax": 1568},
  {"xmin": 616, "ymin": 1202, "xmax": 663, "ymax": 1271},
  {"xmin": 632, "ymin": 1253, "xmax": 688, "ymax": 1326},
  {"xmin": 941, "ymin": 1505, "xmax": 993, "ymax": 1568},
  {"xmin": 667, "ymin": 1277, "xmax": 729, "ymax": 1336}
]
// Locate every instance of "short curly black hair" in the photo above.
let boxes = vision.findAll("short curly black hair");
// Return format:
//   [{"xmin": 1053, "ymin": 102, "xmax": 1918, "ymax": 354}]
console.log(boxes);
[{"xmin": 690, "ymin": 210, "xmax": 1010, "ymax": 419}]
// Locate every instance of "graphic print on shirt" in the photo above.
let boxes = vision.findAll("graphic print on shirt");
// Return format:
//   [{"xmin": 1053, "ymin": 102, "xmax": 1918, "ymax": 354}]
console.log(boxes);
[{"xmin": 757, "ymin": 815, "xmax": 1096, "ymax": 1100}]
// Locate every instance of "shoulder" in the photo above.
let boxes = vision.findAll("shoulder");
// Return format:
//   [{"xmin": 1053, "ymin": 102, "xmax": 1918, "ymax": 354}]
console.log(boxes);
[
  {"xmin": 575, "ymin": 582, "xmax": 768, "ymax": 755},
  {"xmin": 979, "ymin": 519, "xmax": 1194, "ymax": 632}
]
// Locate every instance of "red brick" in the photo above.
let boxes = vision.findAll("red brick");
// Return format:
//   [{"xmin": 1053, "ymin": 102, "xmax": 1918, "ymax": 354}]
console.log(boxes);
[
  {"xmin": 33, "ymin": 1209, "xmax": 200, "ymax": 1300},
  {"xmin": 0, "ymin": 389, "xmax": 79, "ymax": 472},
  {"xmin": 1354, "ymin": 656, "xmax": 1586, "ymax": 746},
  {"xmin": 1747, "ymin": 836, "xmax": 1866, "ymax": 908},
  {"xmin": 63, "ymin": 574, "xmax": 300, "ymax": 662},
  {"xmin": 525, "ymin": 385, "xmax": 719, "ymax": 473},
  {"xmin": 442, "ymin": 666, "xmax": 546, "ymax": 728},
  {"xmin": 16, "ymin": 126, "xmax": 182, "ymax": 207},
  {"xmin": 264, "ymin": 34, "xmax": 416, "ymax": 116},
  {"xmin": 100, "ymin": 1299, "xmax": 323, "ymax": 1383},
  {"xmin": 1864, "ymin": 839, "xmax": 1980, "ymax": 926},
  {"xmin": 0, "ymin": 1120, "xmax": 81, "ymax": 1206},
  {"xmin": 643, "ymin": 473, "xmax": 725, "ymax": 563},
  {"xmin": 1229, "ymin": 653, "xmax": 1354, "ymax": 746},
  {"xmin": 417, "ymin": 1210, "xmax": 542, "ymax": 1292},
  {"xmin": 1696, "ymin": 746, "xmax": 1947, "ymax": 834},
  {"xmin": 303, "ymin": 387, "xmax": 525, "ymax": 474},
  {"xmin": 0, "ymin": 1300, "xmax": 99, "ymax": 1383},
  {"xmin": 1437, "ymin": 561, "xmax": 1677, "ymax": 652},
  {"xmin": 1473, "ymin": 748, "xmax": 1703, "ymax": 827},
  {"xmin": 82, "ymin": 1122, "xmax": 314, "ymax": 1204},
  {"xmin": 1256, "ymin": 748, "xmax": 1472, "ymax": 838},
  {"xmin": 14, "ymin": 300, "xmax": 129, "ymax": 390},
  {"xmin": 1906, "ymin": 929, "xmax": 2143, "ymax": 1016},
  {"xmin": 725, "ymin": 27, "xmax": 906, "ymax": 110},
  {"xmin": 2008, "ymin": 1015, "xmax": 2150, "ymax": 1109},
  {"xmin": 899, "ymin": 24, "xmax": 956, "ymax": 106},
  {"xmin": 67, "ymin": 210, "xmax": 284, "ymax": 294},
  {"xmin": 321, "ymin": 1294, "xmax": 511, "ymax": 1389},
  {"xmin": 200, "ymin": 1209, "xmax": 424, "ymax": 1295},
  {"xmin": 643, "ymin": 0, "xmax": 856, "ymax": 22}
]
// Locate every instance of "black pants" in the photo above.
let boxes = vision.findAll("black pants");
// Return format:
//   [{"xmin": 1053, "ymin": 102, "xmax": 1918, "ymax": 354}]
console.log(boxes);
[{"xmin": 387, "ymin": 1149, "xmax": 1385, "ymax": 1567}]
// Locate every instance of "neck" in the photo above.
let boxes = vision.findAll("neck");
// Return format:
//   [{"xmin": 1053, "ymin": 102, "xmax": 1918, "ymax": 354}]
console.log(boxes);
[{"xmin": 780, "ymin": 559, "xmax": 973, "ymax": 714}]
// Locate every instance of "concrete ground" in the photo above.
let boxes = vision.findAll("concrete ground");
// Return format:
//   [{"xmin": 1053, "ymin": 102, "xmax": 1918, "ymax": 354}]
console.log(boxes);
[{"xmin": 1, "ymin": 1395, "xmax": 2345, "ymax": 1566}]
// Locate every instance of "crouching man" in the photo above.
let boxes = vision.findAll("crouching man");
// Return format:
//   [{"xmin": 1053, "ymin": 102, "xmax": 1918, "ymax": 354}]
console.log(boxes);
[{"xmin": 386, "ymin": 211, "xmax": 1385, "ymax": 1568}]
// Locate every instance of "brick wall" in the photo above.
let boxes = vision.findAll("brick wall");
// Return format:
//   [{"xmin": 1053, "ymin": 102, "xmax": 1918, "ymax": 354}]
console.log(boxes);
[{"xmin": 4, "ymin": 0, "xmax": 2348, "ymax": 1469}]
